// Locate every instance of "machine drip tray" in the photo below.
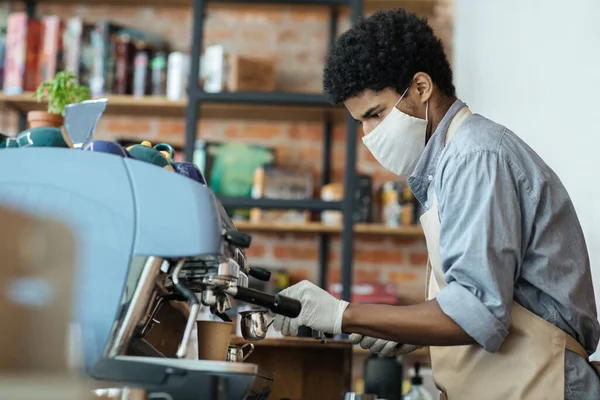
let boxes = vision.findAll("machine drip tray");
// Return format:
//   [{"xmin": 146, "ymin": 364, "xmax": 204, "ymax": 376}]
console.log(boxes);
[{"xmin": 90, "ymin": 357, "xmax": 273, "ymax": 400}]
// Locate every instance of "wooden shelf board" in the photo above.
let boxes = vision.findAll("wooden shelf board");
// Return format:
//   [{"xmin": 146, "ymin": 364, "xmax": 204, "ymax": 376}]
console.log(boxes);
[
  {"xmin": 33, "ymin": 0, "xmax": 192, "ymax": 6},
  {"xmin": 353, "ymin": 345, "xmax": 430, "ymax": 358},
  {"xmin": 32, "ymin": 0, "xmax": 435, "ymax": 14},
  {"xmin": 0, "ymin": 92, "xmax": 345, "ymax": 122},
  {"xmin": 234, "ymin": 220, "xmax": 424, "ymax": 237},
  {"xmin": 231, "ymin": 335, "xmax": 430, "ymax": 357},
  {"xmin": 365, "ymin": 0, "xmax": 436, "ymax": 14}
]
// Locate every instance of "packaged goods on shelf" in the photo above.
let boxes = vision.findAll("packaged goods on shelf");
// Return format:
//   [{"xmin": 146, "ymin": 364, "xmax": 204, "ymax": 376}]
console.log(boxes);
[
  {"xmin": 89, "ymin": 20, "xmax": 167, "ymax": 96},
  {"xmin": 202, "ymin": 44, "xmax": 276, "ymax": 93},
  {"xmin": 0, "ymin": 10, "xmax": 7, "ymax": 90},
  {"xmin": 320, "ymin": 175, "xmax": 373, "ymax": 226},
  {"xmin": 354, "ymin": 174, "xmax": 373, "ymax": 223},
  {"xmin": 194, "ymin": 140, "xmax": 276, "ymax": 220},
  {"xmin": 250, "ymin": 167, "xmax": 313, "ymax": 224},
  {"xmin": 379, "ymin": 179, "xmax": 419, "ymax": 227},
  {"xmin": 4, "ymin": 12, "xmax": 41, "ymax": 94},
  {"xmin": 63, "ymin": 18, "xmax": 94, "ymax": 88},
  {"xmin": 150, "ymin": 51, "xmax": 167, "ymax": 96},
  {"xmin": 37, "ymin": 16, "xmax": 65, "ymax": 88},
  {"xmin": 380, "ymin": 181, "xmax": 401, "ymax": 227},
  {"xmin": 166, "ymin": 52, "xmax": 190, "ymax": 101},
  {"xmin": 1, "ymin": 13, "xmax": 281, "ymax": 101},
  {"xmin": 0, "ymin": 26, "xmax": 6, "ymax": 90},
  {"xmin": 1, "ymin": 12, "xmax": 171, "ymax": 98},
  {"xmin": 113, "ymin": 33, "xmax": 135, "ymax": 95},
  {"xmin": 132, "ymin": 42, "xmax": 150, "ymax": 97},
  {"xmin": 321, "ymin": 183, "xmax": 343, "ymax": 225}
]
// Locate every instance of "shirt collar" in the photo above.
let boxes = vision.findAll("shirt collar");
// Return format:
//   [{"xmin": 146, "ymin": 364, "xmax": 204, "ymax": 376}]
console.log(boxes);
[{"xmin": 408, "ymin": 99, "xmax": 466, "ymax": 206}]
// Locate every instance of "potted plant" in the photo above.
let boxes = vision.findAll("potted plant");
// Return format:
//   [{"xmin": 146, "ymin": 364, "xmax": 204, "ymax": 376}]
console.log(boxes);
[{"xmin": 31, "ymin": 71, "xmax": 91, "ymax": 129}]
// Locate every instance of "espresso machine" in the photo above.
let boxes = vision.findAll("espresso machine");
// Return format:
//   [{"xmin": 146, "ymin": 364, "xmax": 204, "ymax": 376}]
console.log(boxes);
[{"xmin": 0, "ymin": 146, "xmax": 301, "ymax": 399}]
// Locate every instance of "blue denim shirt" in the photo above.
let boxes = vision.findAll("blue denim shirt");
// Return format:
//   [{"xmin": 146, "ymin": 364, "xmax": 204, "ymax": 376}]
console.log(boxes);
[{"xmin": 408, "ymin": 99, "xmax": 600, "ymax": 399}]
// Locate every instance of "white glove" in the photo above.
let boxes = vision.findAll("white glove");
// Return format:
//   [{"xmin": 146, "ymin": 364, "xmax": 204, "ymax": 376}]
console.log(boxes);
[
  {"xmin": 349, "ymin": 333, "xmax": 422, "ymax": 357},
  {"xmin": 272, "ymin": 280, "xmax": 349, "ymax": 336}
]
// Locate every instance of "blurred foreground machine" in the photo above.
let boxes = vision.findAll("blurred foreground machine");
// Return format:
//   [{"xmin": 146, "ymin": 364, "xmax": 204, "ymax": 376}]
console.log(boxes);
[{"xmin": 0, "ymin": 148, "xmax": 301, "ymax": 400}]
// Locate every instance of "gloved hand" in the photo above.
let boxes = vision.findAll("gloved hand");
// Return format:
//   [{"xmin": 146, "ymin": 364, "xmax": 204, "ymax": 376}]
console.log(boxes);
[
  {"xmin": 272, "ymin": 280, "xmax": 349, "ymax": 336},
  {"xmin": 349, "ymin": 333, "xmax": 422, "ymax": 357}
]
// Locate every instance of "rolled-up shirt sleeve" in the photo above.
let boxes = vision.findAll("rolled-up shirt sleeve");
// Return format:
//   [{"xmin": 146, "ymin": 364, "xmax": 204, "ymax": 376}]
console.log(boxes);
[{"xmin": 435, "ymin": 149, "xmax": 525, "ymax": 353}]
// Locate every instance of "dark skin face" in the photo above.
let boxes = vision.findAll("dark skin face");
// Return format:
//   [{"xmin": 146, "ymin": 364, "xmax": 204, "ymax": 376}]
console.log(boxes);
[{"xmin": 344, "ymin": 72, "xmax": 457, "ymax": 141}]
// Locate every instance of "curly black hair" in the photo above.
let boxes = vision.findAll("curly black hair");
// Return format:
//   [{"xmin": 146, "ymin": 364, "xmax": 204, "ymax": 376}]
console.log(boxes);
[{"xmin": 323, "ymin": 9, "xmax": 455, "ymax": 104}]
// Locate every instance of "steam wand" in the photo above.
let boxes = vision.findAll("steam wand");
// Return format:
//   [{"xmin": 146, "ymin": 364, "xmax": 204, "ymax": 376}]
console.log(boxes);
[{"xmin": 172, "ymin": 259, "xmax": 200, "ymax": 359}]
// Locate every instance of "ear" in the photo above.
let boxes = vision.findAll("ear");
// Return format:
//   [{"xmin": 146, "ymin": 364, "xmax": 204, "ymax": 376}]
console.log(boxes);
[{"xmin": 412, "ymin": 72, "xmax": 433, "ymax": 104}]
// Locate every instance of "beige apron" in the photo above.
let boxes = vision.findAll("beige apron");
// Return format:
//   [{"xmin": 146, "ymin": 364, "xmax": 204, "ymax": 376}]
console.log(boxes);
[{"xmin": 422, "ymin": 106, "xmax": 600, "ymax": 399}]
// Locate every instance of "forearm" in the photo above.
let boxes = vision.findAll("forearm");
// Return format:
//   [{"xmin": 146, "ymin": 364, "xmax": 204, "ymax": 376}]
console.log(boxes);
[{"xmin": 342, "ymin": 299, "xmax": 476, "ymax": 347}]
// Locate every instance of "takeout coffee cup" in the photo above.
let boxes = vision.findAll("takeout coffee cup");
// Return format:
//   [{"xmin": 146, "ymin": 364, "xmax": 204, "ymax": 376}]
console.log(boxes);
[{"xmin": 196, "ymin": 320, "xmax": 233, "ymax": 361}]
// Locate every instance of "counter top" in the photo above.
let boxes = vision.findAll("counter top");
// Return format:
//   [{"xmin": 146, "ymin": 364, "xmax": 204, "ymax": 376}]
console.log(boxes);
[
  {"xmin": 230, "ymin": 335, "xmax": 430, "ymax": 358},
  {"xmin": 353, "ymin": 345, "xmax": 430, "ymax": 358},
  {"xmin": 230, "ymin": 335, "xmax": 352, "ymax": 350}
]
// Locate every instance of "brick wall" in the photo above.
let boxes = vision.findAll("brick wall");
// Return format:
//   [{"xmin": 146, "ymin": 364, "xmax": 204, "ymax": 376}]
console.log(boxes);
[{"xmin": 1, "ymin": 1, "xmax": 453, "ymax": 303}]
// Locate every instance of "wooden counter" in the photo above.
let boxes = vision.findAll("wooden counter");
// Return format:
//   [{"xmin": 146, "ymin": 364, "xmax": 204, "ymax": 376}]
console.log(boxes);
[{"xmin": 230, "ymin": 336, "xmax": 352, "ymax": 400}]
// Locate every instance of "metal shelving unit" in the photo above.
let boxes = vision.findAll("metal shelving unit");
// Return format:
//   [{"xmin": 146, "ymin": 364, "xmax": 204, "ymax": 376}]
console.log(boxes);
[
  {"xmin": 184, "ymin": 0, "xmax": 364, "ymax": 302},
  {"xmin": 11, "ymin": 0, "xmax": 364, "ymax": 303}
]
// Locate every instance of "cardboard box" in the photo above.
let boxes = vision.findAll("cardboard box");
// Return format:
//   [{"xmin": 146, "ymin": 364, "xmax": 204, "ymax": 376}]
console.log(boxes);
[{"xmin": 227, "ymin": 54, "xmax": 276, "ymax": 92}]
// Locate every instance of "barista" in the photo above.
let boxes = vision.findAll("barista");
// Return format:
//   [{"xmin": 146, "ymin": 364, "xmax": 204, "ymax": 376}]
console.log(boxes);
[{"xmin": 272, "ymin": 9, "xmax": 600, "ymax": 399}]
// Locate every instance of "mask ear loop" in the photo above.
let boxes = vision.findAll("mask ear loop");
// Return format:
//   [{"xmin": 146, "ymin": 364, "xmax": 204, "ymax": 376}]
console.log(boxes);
[{"xmin": 394, "ymin": 86, "xmax": 411, "ymax": 108}]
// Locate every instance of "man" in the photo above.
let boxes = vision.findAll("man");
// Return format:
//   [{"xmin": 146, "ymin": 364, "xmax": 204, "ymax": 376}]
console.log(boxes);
[{"xmin": 272, "ymin": 8, "xmax": 600, "ymax": 399}]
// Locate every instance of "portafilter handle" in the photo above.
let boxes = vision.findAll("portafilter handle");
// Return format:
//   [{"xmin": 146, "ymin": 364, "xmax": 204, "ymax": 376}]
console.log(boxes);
[
  {"xmin": 248, "ymin": 266, "xmax": 271, "ymax": 281},
  {"xmin": 225, "ymin": 286, "xmax": 301, "ymax": 318}
]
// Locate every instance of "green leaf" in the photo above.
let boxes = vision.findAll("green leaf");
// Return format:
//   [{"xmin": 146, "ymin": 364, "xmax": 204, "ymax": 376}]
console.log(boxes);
[{"xmin": 34, "ymin": 70, "xmax": 92, "ymax": 115}]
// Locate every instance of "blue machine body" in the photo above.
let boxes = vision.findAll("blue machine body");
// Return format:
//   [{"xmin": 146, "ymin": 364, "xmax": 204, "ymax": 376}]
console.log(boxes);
[{"xmin": 0, "ymin": 148, "xmax": 223, "ymax": 371}]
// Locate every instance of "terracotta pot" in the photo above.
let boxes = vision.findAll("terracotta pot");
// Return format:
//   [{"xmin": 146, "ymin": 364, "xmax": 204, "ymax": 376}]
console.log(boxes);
[{"xmin": 27, "ymin": 111, "xmax": 64, "ymax": 129}]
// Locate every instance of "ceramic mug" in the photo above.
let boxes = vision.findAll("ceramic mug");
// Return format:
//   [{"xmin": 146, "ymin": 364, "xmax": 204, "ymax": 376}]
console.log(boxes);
[
  {"xmin": 126, "ymin": 141, "xmax": 174, "ymax": 170},
  {"xmin": 173, "ymin": 161, "xmax": 207, "ymax": 185},
  {"xmin": 153, "ymin": 142, "xmax": 175, "ymax": 161},
  {"xmin": 227, "ymin": 343, "xmax": 254, "ymax": 363},
  {"xmin": 0, "ymin": 136, "xmax": 18, "ymax": 148},
  {"xmin": 82, "ymin": 140, "xmax": 130, "ymax": 158},
  {"xmin": 16, "ymin": 126, "xmax": 71, "ymax": 148}
]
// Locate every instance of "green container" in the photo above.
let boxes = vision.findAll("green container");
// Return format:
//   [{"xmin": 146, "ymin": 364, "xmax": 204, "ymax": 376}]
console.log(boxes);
[
  {"xmin": 0, "ymin": 137, "xmax": 18, "ymax": 148},
  {"xmin": 126, "ymin": 141, "xmax": 175, "ymax": 170},
  {"xmin": 16, "ymin": 126, "xmax": 71, "ymax": 148}
]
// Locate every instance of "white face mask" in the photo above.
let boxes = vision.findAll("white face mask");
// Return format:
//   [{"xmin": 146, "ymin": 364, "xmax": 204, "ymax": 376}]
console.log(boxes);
[{"xmin": 362, "ymin": 89, "xmax": 428, "ymax": 176}]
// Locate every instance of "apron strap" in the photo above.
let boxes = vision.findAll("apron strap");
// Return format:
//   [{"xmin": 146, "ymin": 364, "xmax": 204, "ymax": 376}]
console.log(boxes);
[
  {"xmin": 445, "ymin": 106, "xmax": 472, "ymax": 145},
  {"xmin": 564, "ymin": 333, "xmax": 590, "ymax": 360},
  {"xmin": 427, "ymin": 106, "xmax": 472, "ymax": 291}
]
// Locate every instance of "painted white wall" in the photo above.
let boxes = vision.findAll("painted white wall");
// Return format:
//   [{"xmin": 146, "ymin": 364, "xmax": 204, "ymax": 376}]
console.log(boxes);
[{"xmin": 453, "ymin": 0, "xmax": 600, "ymax": 359}]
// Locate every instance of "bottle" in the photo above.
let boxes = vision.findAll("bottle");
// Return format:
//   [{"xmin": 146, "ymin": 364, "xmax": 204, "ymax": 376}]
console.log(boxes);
[
  {"xmin": 364, "ymin": 353, "xmax": 404, "ymax": 400},
  {"xmin": 403, "ymin": 362, "xmax": 433, "ymax": 400}
]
